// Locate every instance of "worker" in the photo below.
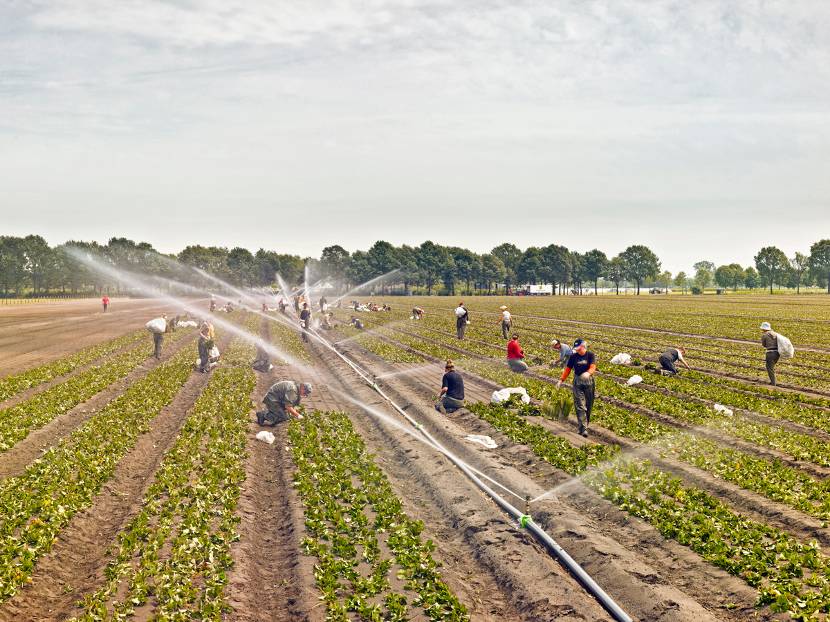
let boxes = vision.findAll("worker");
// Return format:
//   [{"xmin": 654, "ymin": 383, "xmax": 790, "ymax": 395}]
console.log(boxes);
[
  {"xmin": 101, "ymin": 294, "xmax": 110, "ymax": 312},
  {"xmin": 197, "ymin": 321, "xmax": 211, "ymax": 373},
  {"xmin": 321, "ymin": 313, "xmax": 334, "ymax": 330},
  {"xmin": 506, "ymin": 333, "xmax": 529, "ymax": 373},
  {"xmin": 760, "ymin": 322, "xmax": 779, "ymax": 385},
  {"xmin": 659, "ymin": 347, "xmax": 690, "ymax": 376},
  {"xmin": 252, "ymin": 342, "xmax": 272, "ymax": 372},
  {"xmin": 551, "ymin": 339, "xmax": 572, "ymax": 368},
  {"xmin": 278, "ymin": 299, "xmax": 287, "ymax": 314},
  {"xmin": 257, "ymin": 380, "xmax": 312, "ymax": 425},
  {"xmin": 299, "ymin": 303, "xmax": 312, "ymax": 342},
  {"xmin": 209, "ymin": 297, "xmax": 216, "ymax": 313},
  {"xmin": 435, "ymin": 359, "xmax": 465, "ymax": 414},
  {"xmin": 149, "ymin": 314, "xmax": 168, "ymax": 360},
  {"xmin": 411, "ymin": 307, "xmax": 424, "ymax": 320},
  {"xmin": 557, "ymin": 339, "xmax": 596, "ymax": 437},
  {"xmin": 225, "ymin": 301, "xmax": 234, "ymax": 313},
  {"xmin": 455, "ymin": 302, "xmax": 469, "ymax": 339},
  {"xmin": 319, "ymin": 296, "xmax": 327, "ymax": 312},
  {"xmin": 262, "ymin": 302, "xmax": 268, "ymax": 313},
  {"xmin": 349, "ymin": 316, "xmax": 364, "ymax": 330},
  {"xmin": 499, "ymin": 305, "xmax": 511, "ymax": 339}
]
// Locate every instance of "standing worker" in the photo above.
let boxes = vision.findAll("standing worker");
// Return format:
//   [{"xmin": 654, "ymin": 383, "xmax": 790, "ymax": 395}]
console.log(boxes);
[
  {"xmin": 319, "ymin": 296, "xmax": 328, "ymax": 312},
  {"xmin": 278, "ymin": 298, "xmax": 287, "ymax": 314},
  {"xmin": 257, "ymin": 380, "xmax": 312, "ymax": 425},
  {"xmin": 506, "ymin": 333, "xmax": 529, "ymax": 373},
  {"xmin": 197, "ymin": 321, "xmax": 212, "ymax": 373},
  {"xmin": 146, "ymin": 314, "xmax": 168, "ymax": 360},
  {"xmin": 101, "ymin": 294, "xmax": 110, "ymax": 312},
  {"xmin": 658, "ymin": 346, "xmax": 690, "ymax": 376},
  {"xmin": 557, "ymin": 339, "xmax": 596, "ymax": 437},
  {"xmin": 435, "ymin": 359, "xmax": 465, "ymax": 414},
  {"xmin": 760, "ymin": 322, "xmax": 779, "ymax": 385},
  {"xmin": 551, "ymin": 339, "xmax": 572, "ymax": 368},
  {"xmin": 299, "ymin": 303, "xmax": 312, "ymax": 343},
  {"xmin": 455, "ymin": 302, "xmax": 470, "ymax": 339},
  {"xmin": 499, "ymin": 305, "xmax": 512, "ymax": 339}
]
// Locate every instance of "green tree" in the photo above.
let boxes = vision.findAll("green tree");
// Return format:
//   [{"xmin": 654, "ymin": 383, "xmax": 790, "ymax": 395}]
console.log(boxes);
[
  {"xmin": 658, "ymin": 270, "xmax": 672, "ymax": 294},
  {"xmin": 754, "ymin": 246, "xmax": 789, "ymax": 293},
  {"xmin": 570, "ymin": 251, "xmax": 586, "ymax": 294},
  {"xmin": 416, "ymin": 241, "xmax": 448, "ymax": 295},
  {"xmin": 320, "ymin": 245, "xmax": 350, "ymax": 284},
  {"xmin": 620, "ymin": 245, "xmax": 660, "ymax": 295},
  {"xmin": 517, "ymin": 247, "xmax": 544, "ymax": 286},
  {"xmin": 227, "ymin": 247, "xmax": 256, "ymax": 286},
  {"xmin": 540, "ymin": 244, "xmax": 570, "ymax": 294},
  {"xmin": 714, "ymin": 264, "xmax": 744, "ymax": 291},
  {"xmin": 673, "ymin": 271, "xmax": 688, "ymax": 294},
  {"xmin": 478, "ymin": 253, "xmax": 506, "ymax": 294},
  {"xmin": 809, "ymin": 239, "xmax": 830, "ymax": 293},
  {"xmin": 607, "ymin": 256, "xmax": 625, "ymax": 295},
  {"xmin": 744, "ymin": 266, "xmax": 759, "ymax": 290},
  {"xmin": 790, "ymin": 253, "xmax": 809, "ymax": 294},
  {"xmin": 396, "ymin": 245, "xmax": 421, "ymax": 295},
  {"xmin": 583, "ymin": 249, "xmax": 608, "ymax": 295},
  {"xmin": 491, "ymin": 243, "xmax": 522, "ymax": 293}
]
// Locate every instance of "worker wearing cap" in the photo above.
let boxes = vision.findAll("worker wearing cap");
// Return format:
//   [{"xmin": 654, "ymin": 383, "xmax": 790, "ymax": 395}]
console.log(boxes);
[
  {"xmin": 455, "ymin": 302, "xmax": 469, "ymax": 339},
  {"xmin": 557, "ymin": 339, "xmax": 596, "ymax": 437},
  {"xmin": 499, "ymin": 305, "xmax": 512, "ymax": 339},
  {"xmin": 257, "ymin": 380, "xmax": 312, "ymax": 425},
  {"xmin": 551, "ymin": 339, "xmax": 572, "ymax": 368},
  {"xmin": 659, "ymin": 347, "xmax": 690, "ymax": 376},
  {"xmin": 760, "ymin": 322, "xmax": 779, "ymax": 385}
]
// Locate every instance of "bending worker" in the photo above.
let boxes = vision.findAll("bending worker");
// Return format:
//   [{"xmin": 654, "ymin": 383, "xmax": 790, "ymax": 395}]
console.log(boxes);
[
  {"xmin": 257, "ymin": 380, "xmax": 312, "ymax": 426},
  {"xmin": 551, "ymin": 339, "xmax": 572, "ymax": 368},
  {"xmin": 499, "ymin": 305, "xmax": 511, "ymax": 339},
  {"xmin": 506, "ymin": 333, "xmax": 529, "ymax": 373},
  {"xmin": 557, "ymin": 339, "xmax": 596, "ymax": 438},
  {"xmin": 435, "ymin": 359, "xmax": 465, "ymax": 414},
  {"xmin": 659, "ymin": 346, "xmax": 690, "ymax": 376},
  {"xmin": 760, "ymin": 321, "xmax": 779, "ymax": 385}
]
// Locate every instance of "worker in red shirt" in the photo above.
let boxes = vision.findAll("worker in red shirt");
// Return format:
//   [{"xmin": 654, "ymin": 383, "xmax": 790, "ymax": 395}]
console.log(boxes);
[
  {"xmin": 556, "ymin": 339, "xmax": 596, "ymax": 437},
  {"xmin": 506, "ymin": 333, "xmax": 529, "ymax": 373},
  {"xmin": 101, "ymin": 294, "xmax": 110, "ymax": 312}
]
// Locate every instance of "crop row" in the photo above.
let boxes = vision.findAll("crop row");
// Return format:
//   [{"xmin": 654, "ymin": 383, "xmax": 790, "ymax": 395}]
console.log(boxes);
[
  {"xmin": 0, "ymin": 342, "xmax": 198, "ymax": 601},
  {"xmin": 289, "ymin": 410, "xmax": 469, "ymax": 621},
  {"xmin": 0, "ymin": 329, "xmax": 146, "ymax": 402},
  {"xmin": 265, "ymin": 312, "xmax": 313, "ymax": 363},
  {"xmin": 466, "ymin": 401, "xmax": 830, "ymax": 618},
  {"xmin": 73, "ymin": 338, "xmax": 255, "ymax": 620},
  {"xmin": 344, "ymin": 329, "xmax": 830, "ymax": 524},
  {"xmin": 0, "ymin": 326, "xmax": 194, "ymax": 453}
]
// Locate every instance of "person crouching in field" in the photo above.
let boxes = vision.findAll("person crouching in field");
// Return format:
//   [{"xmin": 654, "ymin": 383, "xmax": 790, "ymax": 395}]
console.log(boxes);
[
  {"xmin": 658, "ymin": 347, "xmax": 690, "ymax": 376},
  {"xmin": 557, "ymin": 339, "xmax": 596, "ymax": 437},
  {"xmin": 506, "ymin": 333, "xmax": 529, "ymax": 373},
  {"xmin": 436, "ymin": 360, "xmax": 465, "ymax": 414},
  {"xmin": 257, "ymin": 381, "xmax": 312, "ymax": 425},
  {"xmin": 551, "ymin": 339, "xmax": 572, "ymax": 368}
]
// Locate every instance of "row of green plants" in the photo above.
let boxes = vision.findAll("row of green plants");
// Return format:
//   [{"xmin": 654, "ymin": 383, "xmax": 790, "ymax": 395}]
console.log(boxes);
[
  {"xmin": 0, "ymin": 329, "xmax": 146, "ymax": 402},
  {"xmin": 0, "ymin": 342, "xmax": 198, "ymax": 601},
  {"xmin": 265, "ymin": 312, "xmax": 313, "ymax": 363},
  {"xmin": 465, "ymin": 402, "xmax": 830, "ymax": 619},
  {"xmin": 72, "ymin": 338, "xmax": 255, "ymax": 620},
  {"xmin": 289, "ymin": 410, "xmax": 469, "ymax": 621},
  {"xmin": 0, "ymin": 326, "xmax": 194, "ymax": 453}
]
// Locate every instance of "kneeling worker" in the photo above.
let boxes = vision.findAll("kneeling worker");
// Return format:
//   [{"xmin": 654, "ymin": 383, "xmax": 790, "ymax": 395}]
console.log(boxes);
[
  {"xmin": 436, "ymin": 359, "xmax": 465, "ymax": 414},
  {"xmin": 252, "ymin": 342, "xmax": 272, "ymax": 372},
  {"xmin": 257, "ymin": 380, "xmax": 312, "ymax": 426},
  {"xmin": 506, "ymin": 333, "xmax": 529, "ymax": 373},
  {"xmin": 659, "ymin": 346, "xmax": 690, "ymax": 376}
]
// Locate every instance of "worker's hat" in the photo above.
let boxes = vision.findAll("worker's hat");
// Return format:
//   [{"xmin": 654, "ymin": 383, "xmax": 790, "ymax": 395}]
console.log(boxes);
[
  {"xmin": 572, "ymin": 338, "xmax": 587, "ymax": 349},
  {"xmin": 760, "ymin": 322, "xmax": 772, "ymax": 331},
  {"xmin": 301, "ymin": 382, "xmax": 313, "ymax": 394},
  {"xmin": 499, "ymin": 305, "xmax": 508, "ymax": 310}
]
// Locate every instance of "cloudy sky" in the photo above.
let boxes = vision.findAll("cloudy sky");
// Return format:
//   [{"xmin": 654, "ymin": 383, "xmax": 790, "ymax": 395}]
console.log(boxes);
[{"xmin": 1, "ymin": 1, "xmax": 828, "ymax": 271}]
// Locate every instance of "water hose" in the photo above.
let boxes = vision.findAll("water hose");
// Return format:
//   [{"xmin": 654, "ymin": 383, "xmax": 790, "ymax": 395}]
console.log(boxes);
[{"xmin": 308, "ymin": 326, "xmax": 633, "ymax": 622}]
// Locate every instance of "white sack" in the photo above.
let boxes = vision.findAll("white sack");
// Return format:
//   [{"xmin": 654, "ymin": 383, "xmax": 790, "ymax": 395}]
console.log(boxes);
[
  {"xmin": 610, "ymin": 353, "xmax": 632, "ymax": 365},
  {"xmin": 255, "ymin": 431, "xmax": 275, "ymax": 444},
  {"xmin": 209, "ymin": 346, "xmax": 220, "ymax": 359},
  {"xmin": 464, "ymin": 435, "xmax": 498, "ymax": 449},
  {"xmin": 491, "ymin": 387, "xmax": 531, "ymax": 404},
  {"xmin": 777, "ymin": 334, "xmax": 795, "ymax": 359},
  {"xmin": 177, "ymin": 320, "xmax": 198, "ymax": 328},
  {"xmin": 455, "ymin": 307, "xmax": 466, "ymax": 317},
  {"xmin": 625, "ymin": 375, "xmax": 643, "ymax": 386},
  {"xmin": 146, "ymin": 318, "xmax": 167, "ymax": 334}
]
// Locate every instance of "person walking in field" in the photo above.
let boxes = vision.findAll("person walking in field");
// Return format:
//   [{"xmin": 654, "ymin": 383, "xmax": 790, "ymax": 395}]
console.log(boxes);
[
  {"xmin": 435, "ymin": 359, "xmax": 465, "ymax": 414},
  {"xmin": 557, "ymin": 339, "xmax": 596, "ymax": 437},
  {"xmin": 760, "ymin": 322, "xmax": 780, "ymax": 385},
  {"xmin": 319, "ymin": 296, "xmax": 327, "ymax": 312},
  {"xmin": 455, "ymin": 302, "xmax": 470, "ymax": 339},
  {"xmin": 658, "ymin": 347, "xmax": 690, "ymax": 376},
  {"xmin": 551, "ymin": 339, "xmax": 572, "ymax": 368},
  {"xmin": 197, "ymin": 321, "xmax": 212, "ymax": 373},
  {"xmin": 299, "ymin": 303, "xmax": 312, "ymax": 343},
  {"xmin": 499, "ymin": 305, "xmax": 512, "ymax": 339},
  {"xmin": 101, "ymin": 294, "xmax": 110, "ymax": 312},
  {"xmin": 146, "ymin": 314, "xmax": 168, "ymax": 360},
  {"xmin": 506, "ymin": 333, "xmax": 529, "ymax": 373},
  {"xmin": 257, "ymin": 380, "xmax": 312, "ymax": 425}
]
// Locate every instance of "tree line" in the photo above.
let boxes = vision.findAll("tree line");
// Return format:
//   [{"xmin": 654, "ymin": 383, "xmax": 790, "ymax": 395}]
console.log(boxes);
[{"xmin": 1, "ymin": 234, "xmax": 829, "ymax": 296}]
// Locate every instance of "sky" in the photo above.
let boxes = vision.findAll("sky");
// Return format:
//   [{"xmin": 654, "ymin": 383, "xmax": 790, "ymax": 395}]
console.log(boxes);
[{"xmin": 1, "ymin": 0, "xmax": 829, "ymax": 272}]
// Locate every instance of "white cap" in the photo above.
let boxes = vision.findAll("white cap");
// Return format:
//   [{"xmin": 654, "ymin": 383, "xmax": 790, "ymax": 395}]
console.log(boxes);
[{"xmin": 760, "ymin": 321, "xmax": 772, "ymax": 330}]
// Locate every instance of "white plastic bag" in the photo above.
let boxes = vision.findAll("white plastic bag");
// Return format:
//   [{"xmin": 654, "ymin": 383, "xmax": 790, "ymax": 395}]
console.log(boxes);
[
  {"xmin": 611, "ymin": 353, "xmax": 632, "ymax": 365},
  {"xmin": 209, "ymin": 346, "xmax": 220, "ymax": 359},
  {"xmin": 255, "ymin": 431, "xmax": 275, "ymax": 444},
  {"xmin": 777, "ymin": 334, "xmax": 795, "ymax": 359},
  {"xmin": 464, "ymin": 435, "xmax": 498, "ymax": 449},
  {"xmin": 491, "ymin": 387, "xmax": 531, "ymax": 404},
  {"xmin": 713, "ymin": 403, "xmax": 734, "ymax": 416},
  {"xmin": 625, "ymin": 375, "xmax": 643, "ymax": 386},
  {"xmin": 146, "ymin": 318, "xmax": 167, "ymax": 334},
  {"xmin": 178, "ymin": 320, "xmax": 198, "ymax": 328},
  {"xmin": 455, "ymin": 307, "xmax": 466, "ymax": 318}
]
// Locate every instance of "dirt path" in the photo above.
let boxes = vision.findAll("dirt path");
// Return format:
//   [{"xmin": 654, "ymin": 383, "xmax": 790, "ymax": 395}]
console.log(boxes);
[
  {"xmin": 318, "ymin": 336, "xmax": 762, "ymax": 621},
  {"xmin": 0, "ymin": 336, "xmax": 226, "ymax": 622},
  {"xmin": 0, "ymin": 298, "xmax": 197, "ymax": 377},
  {"xmin": 0, "ymin": 332, "xmax": 197, "ymax": 480}
]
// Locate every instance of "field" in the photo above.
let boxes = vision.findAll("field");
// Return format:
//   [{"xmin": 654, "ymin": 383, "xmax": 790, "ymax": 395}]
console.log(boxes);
[{"xmin": 0, "ymin": 294, "xmax": 829, "ymax": 621}]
